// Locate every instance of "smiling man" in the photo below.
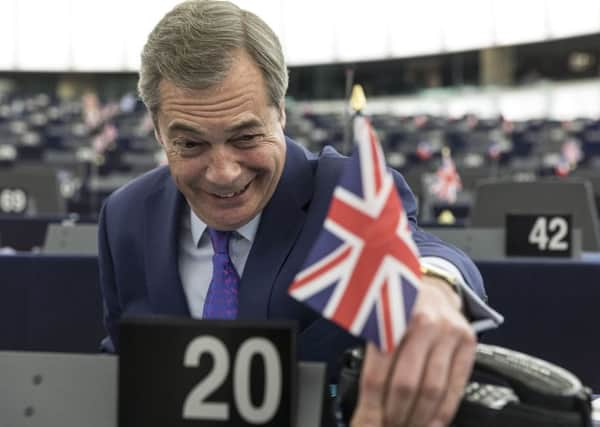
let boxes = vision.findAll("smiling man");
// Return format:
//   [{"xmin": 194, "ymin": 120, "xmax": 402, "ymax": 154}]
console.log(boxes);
[
  {"xmin": 98, "ymin": 1, "xmax": 501, "ymax": 426},
  {"xmin": 155, "ymin": 50, "xmax": 286, "ymax": 231}
]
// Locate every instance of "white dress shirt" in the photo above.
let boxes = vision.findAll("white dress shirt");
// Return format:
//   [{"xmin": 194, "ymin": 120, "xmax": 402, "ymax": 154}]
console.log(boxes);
[{"xmin": 178, "ymin": 206, "xmax": 260, "ymax": 318}]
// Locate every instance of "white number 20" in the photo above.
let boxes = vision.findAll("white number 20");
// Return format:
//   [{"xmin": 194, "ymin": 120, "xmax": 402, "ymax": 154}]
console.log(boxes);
[
  {"xmin": 528, "ymin": 216, "xmax": 568, "ymax": 251},
  {"xmin": 182, "ymin": 336, "xmax": 282, "ymax": 424}
]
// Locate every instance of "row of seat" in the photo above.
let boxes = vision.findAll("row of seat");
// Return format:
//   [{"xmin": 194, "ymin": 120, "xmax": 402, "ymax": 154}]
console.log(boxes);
[{"xmin": 1, "ymin": 93, "xmax": 600, "ymax": 221}]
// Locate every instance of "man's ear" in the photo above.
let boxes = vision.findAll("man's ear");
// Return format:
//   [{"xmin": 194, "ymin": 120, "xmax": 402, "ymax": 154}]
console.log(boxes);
[
  {"xmin": 151, "ymin": 112, "xmax": 165, "ymax": 147},
  {"xmin": 278, "ymin": 101, "xmax": 286, "ymax": 129},
  {"xmin": 154, "ymin": 127, "xmax": 164, "ymax": 147}
]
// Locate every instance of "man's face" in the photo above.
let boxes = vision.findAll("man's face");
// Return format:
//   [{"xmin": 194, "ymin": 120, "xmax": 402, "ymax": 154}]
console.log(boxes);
[{"xmin": 154, "ymin": 50, "xmax": 287, "ymax": 231}]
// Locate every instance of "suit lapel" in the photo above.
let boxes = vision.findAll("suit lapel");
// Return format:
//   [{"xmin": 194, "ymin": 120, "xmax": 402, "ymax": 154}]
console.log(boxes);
[
  {"xmin": 238, "ymin": 139, "xmax": 314, "ymax": 319},
  {"xmin": 144, "ymin": 175, "xmax": 190, "ymax": 316}
]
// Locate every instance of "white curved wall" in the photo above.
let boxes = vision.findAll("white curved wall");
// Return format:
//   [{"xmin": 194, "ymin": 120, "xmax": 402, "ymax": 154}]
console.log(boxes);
[
  {"xmin": 298, "ymin": 78, "xmax": 600, "ymax": 121},
  {"xmin": 0, "ymin": 0, "xmax": 599, "ymax": 71}
]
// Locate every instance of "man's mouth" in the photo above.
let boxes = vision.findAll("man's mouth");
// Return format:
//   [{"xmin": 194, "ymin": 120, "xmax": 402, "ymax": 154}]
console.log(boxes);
[{"xmin": 211, "ymin": 180, "xmax": 252, "ymax": 199}]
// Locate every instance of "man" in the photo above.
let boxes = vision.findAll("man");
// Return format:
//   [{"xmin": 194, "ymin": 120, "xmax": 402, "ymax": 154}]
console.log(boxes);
[{"xmin": 98, "ymin": 1, "xmax": 501, "ymax": 426}]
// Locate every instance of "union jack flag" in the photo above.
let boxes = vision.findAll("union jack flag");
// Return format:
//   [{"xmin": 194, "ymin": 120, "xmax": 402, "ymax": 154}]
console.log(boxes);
[
  {"xmin": 554, "ymin": 156, "xmax": 571, "ymax": 177},
  {"xmin": 416, "ymin": 140, "xmax": 434, "ymax": 160},
  {"xmin": 561, "ymin": 138, "xmax": 583, "ymax": 166},
  {"xmin": 92, "ymin": 123, "xmax": 119, "ymax": 155},
  {"xmin": 289, "ymin": 115, "xmax": 421, "ymax": 352},
  {"xmin": 431, "ymin": 151, "xmax": 462, "ymax": 204},
  {"xmin": 487, "ymin": 140, "xmax": 502, "ymax": 160}
]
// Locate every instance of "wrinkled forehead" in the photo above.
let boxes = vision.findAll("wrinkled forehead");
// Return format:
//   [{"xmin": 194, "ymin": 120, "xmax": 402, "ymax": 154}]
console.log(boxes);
[{"xmin": 155, "ymin": 49, "xmax": 274, "ymax": 108}]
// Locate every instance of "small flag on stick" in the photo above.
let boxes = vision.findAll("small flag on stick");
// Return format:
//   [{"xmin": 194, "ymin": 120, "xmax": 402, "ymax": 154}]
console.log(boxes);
[
  {"xmin": 289, "ymin": 85, "xmax": 421, "ymax": 352},
  {"xmin": 431, "ymin": 147, "xmax": 462, "ymax": 204}
]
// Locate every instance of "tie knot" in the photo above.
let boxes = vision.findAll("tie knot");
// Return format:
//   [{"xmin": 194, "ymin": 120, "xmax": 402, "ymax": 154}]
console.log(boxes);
[{"xmin": 207, "ymin": 228, "xmax": 232, "ymax": 254}]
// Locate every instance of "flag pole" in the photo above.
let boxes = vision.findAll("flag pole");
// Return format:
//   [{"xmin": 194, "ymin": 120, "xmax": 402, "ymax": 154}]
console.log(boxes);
[
  {"xmin": 343, "ymin": 68, "xmax": 356, "ymax": 155},
  {"xmin": 344, "ymin": 84, "xmax": 367, "ymax": 155}
]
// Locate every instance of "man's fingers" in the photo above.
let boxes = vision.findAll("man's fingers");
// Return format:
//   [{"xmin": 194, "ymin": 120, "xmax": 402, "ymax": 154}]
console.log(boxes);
[
  {"xmin": 405, "ymin": 332, "xmax": 456, "ymax": 426},
  {"xmin": 350, "ymin": 343, "xmax": 393, "ymax": 427},
  {"xmin": 351, "ymin": 279, "xmax": 477, "ymax": 427},
  {"xmin": 429, "ymin": 329, "xmax": 477, "ymax": 427},
  {"xmin": 383, "ymin": 283, "xmax": 477, "ymax": 427},
  {"xmin": 382, "ymin": 310, "xmax": 438, "ymax": 426}
]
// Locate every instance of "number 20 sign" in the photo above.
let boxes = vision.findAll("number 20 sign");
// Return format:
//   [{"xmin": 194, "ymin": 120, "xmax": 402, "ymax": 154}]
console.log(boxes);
[{"xmin": 118, "ymin": 318, "xmax": 296, "ymax": 427}]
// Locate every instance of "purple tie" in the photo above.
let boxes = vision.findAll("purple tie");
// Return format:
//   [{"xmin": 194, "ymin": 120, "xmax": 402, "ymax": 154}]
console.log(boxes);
[{"xmin": 202, "ymin": 229, "xmax": 239, "ymax": 319}]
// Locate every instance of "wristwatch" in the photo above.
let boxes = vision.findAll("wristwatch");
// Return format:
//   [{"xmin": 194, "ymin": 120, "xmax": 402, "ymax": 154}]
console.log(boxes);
[{"xmin": 420, "ymin": 263, "xmax": 463, "ymax": 299}]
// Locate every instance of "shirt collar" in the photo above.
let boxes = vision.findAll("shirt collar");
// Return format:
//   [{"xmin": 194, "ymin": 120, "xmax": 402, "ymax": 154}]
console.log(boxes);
[{"xmin": 189, "ymin": 206, "xmax": 261, "ymax": 247}]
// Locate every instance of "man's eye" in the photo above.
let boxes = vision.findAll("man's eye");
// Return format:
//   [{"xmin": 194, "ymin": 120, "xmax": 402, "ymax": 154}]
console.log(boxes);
[
  {"xmin": 234, "ymin": 134, "xmax": 261, "ymax": 146},
  {"xmin": 173, "ymin": 140, "xmax": 203, "ymax": 150}
]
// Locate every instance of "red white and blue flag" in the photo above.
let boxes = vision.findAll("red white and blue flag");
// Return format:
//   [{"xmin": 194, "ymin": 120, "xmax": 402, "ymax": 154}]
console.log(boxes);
[
  {"xmin": 487, "ymin": 140, "xmax": 502, "ymax": 160},
  {"xmin": 289, "ymin": 115, "xmax": 421, "ymax": 353},
  {"xmin": 561, "ymin": 138, "xmax": 583, "ymax": 166},
  {"xmin": 431, "ymin": 152, "xmax": 462, "ymax": 204},
  {"xmin": 416, "ymin": 140, "xmax": 434, "ymax": 160}
]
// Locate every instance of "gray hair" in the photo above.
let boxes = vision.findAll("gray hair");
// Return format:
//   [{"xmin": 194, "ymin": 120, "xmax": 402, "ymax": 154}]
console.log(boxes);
[{"xmin": 138, "ymin": 0, "xmax": 288, "ymax": 116}]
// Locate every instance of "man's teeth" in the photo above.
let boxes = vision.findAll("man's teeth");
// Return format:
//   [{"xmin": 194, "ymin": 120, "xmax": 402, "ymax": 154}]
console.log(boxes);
[
  {"xmin": 215, "ymin": 192, "xmax": 235, "ymax": 198},
  {"xmin": 211, "ymin": 181, "xmax": 251, "ymax": 198},
  {"xmin": 214, "ymin": 186, "xmax": 246, "ymax": 198}
]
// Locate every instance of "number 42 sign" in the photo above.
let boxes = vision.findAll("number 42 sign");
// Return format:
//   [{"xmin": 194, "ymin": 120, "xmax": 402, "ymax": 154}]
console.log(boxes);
[
  {"xmin": 118, "ymin": 318, "xmax": 296, "ymax": 426},
  {"xmin": 505, "ymin": 214, "xmax": 572, "ymax": 257}
]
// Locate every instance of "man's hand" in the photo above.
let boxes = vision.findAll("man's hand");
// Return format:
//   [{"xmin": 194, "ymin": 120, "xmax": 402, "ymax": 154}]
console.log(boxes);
[{"xmin": 350, "ymin": 276, "xmax": 476, "ymax": 427}]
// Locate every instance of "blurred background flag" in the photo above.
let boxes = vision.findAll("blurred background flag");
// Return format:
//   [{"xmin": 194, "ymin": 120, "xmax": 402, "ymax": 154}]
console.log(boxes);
[
  {"xmin": 431, "ymin": 147, "xmax": 462, "ymax": 204},
  {"xmin": 561, "ymin": 137, "xmax": 583, "ymax": 167},
  {"xmin": 416, "ymin": 139, "xmax": 434, "ymax": 160},
  {"xmin": 92, "ymin": 123, "xmax": 118, "ymax": 155},
  {"xmin": 289, "ymin": 85, "xmax": 421, "ymax": 353},
  {"xmin": 555, "ymin": 156, "xmax": 572, "ymax": 177},
  {"xmin": 487, "ymin": 140, "xmax": 502, "ymax": 161}
]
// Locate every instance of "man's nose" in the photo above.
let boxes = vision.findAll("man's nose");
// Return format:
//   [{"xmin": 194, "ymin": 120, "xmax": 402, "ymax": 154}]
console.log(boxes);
[{"xmin": 205, "ymin": 145, "xmax": 241, "ymax": 185}]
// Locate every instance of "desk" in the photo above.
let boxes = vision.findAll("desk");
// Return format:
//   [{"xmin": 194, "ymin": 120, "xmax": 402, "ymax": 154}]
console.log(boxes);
[
  {"xmin": 0, "ymin": 254, "xmax": 104, "ymax": 353},
  {"xmin": 477, "ymin": 260, "xmax": 600, "ymax": 392},
  {"xmin": 0, "ymin": 255, "xmax": 598, "ymax": 391}
]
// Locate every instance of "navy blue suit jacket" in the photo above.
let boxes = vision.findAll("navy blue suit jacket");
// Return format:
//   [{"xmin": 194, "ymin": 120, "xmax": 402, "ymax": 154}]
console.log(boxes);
[{"xmin": 98, "ymin": 137, "xmax": 487, "ymax": 375}]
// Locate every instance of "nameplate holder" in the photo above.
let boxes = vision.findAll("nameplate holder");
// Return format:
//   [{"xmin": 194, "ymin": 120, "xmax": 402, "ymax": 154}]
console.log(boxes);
[
  {"xmin": 505, "ymin": 213, "xmax": 572, "ymax": 258},
  {"xmin": 119, "ymin": 317, "xmax": 296, "ymax": 427}
]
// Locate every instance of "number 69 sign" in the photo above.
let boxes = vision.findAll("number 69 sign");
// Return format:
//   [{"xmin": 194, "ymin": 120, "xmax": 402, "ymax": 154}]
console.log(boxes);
[{"xmin": 118, "ymin": 318, "xmax": 296, "ymax": 427}]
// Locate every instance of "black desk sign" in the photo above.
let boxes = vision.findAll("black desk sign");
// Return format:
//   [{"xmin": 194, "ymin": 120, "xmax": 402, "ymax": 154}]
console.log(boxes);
[
  {"xmin": 0, "ymin": 187, "xmax": 28, "ymax": 214},
  {"xmin": 119, "ymin": 317, "xmax": 296, "ymax": 427},
  {"xmin": 505, "ymin": 214, "xmax": 572, "ymax": 257}
]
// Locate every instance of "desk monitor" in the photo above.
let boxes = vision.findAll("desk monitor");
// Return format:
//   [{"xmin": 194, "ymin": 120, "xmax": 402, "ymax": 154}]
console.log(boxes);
[
  {"xmin": 42, "ymin": 223, "xmax": 98, "ymax": 255},
  {"xmin": 424, "ymin": 227, "xmax": 506, "ymax": 261},
  {"xmin": 423, "ymin": 226, "xmax": 583, "ymax": 261},
  {"xmin": 470, "ymin": 178, "xmax": 600, "ymax": 252},
  {"xmin": 0, "ymin": 165, "xmax": 66, "ymax": 215}
]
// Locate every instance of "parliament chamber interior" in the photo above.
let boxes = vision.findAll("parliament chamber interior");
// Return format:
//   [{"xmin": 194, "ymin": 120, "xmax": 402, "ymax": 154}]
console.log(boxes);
[{"xmin": 1, "ymin": 1, "xmax": 600, "ymax": 425}]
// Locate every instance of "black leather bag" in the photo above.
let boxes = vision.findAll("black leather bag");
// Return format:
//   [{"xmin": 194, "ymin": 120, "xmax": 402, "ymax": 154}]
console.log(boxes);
[{"xmin": 335, "ymin": 344, "xmax": 593, "ymax": 427}]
